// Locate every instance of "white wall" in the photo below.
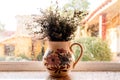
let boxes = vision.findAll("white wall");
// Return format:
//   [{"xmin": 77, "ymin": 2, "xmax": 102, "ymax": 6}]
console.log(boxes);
[{"xmin": 107, "ymin": 26, "xmax": 120, "ymax": 53}]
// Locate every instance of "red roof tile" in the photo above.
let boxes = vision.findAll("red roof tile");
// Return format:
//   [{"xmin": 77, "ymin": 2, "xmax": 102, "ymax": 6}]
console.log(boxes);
[
  {"xmin": 0, "ymin": 31, "xmax": 15, "ymax": 37},
  {"xmin": 82, "ymin": 0, "xmax": 112, "ymax": 24}
]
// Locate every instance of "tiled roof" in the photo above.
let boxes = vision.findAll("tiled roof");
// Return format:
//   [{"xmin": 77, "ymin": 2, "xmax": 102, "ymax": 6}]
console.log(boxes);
[
  {"xmin": 1, "ymin": 31, "xmax": 15, "ymax": 36},
  {"xmin": 0, "ymin": 31, "xmax": 15, "ymax": 39},
  {"xmin": 82, "ymin": 0, "xmax": 112, "ymax": 24},
  {"xmin": 0, "ymin": 33, "xmax": 31, "ymax": 43}
]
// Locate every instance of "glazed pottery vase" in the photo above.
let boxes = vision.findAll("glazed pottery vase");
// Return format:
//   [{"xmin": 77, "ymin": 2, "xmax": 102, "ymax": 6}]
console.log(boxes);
[{"xmin": 43, "ymin": 41, "xmax": 83, "ymax": 77}]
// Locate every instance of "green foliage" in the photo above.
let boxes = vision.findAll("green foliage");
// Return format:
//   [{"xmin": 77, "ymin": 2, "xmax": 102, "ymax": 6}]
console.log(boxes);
[
  {"xmin": 37, "ymin": 46, "xmax": 45, "ymax": 61},
  {"xmin": 87, "ymin": 23, "xmax": 99, "ymax": 37},
  {"xmin": 18, "ymin": 54, "xmax": 31, "ymax": 60},
  {"xmin": 37, "ymin": 53, "xmax": 43, "ymax": 61},
  {"xmin": 73, "ymin": 37, "xmax": 113, "ymax": 61},
  {"xmin": 62, "ymin": 0, "xmax": 89, "ymax": 21},
  {"xmin": 63, "ymin": 0, "xmax": 89, "ymax": 11}
]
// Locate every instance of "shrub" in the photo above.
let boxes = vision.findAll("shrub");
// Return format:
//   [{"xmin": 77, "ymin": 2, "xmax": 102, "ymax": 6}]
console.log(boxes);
[
  {"xmin": 73, "ymin": 37, "xmax": 113, "ymax": 61},
  {"xmin": 18, "ymin": 54, "xmax": 31, "ymax": 61},
  {"xmin": 37, "ymin": 46, "xmax": 45, "ymax": 61}
]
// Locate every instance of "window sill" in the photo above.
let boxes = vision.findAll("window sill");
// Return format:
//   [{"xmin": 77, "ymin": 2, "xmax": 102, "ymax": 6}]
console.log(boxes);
[
  {"xmin": 0, "ymin": 71, "xmax": 120, "ymax": 79},
  {"xmin": 0, "ymin": 61, "xmax": 120, "ymax": 71}
]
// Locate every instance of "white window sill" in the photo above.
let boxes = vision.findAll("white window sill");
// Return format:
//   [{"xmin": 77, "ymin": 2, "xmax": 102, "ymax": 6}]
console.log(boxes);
[
  {"xmin": 0, "ymin": 72, "xmax": 120, "ymax": 79},
  {"xmin": 0, "ymin": 61, "xmax": 120, "ymax": 71}
]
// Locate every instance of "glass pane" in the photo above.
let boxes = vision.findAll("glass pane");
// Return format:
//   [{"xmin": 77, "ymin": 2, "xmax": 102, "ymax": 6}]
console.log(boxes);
[{"xmin": 0, "ymin": 0, "xmax": 119, "ymax": 62}]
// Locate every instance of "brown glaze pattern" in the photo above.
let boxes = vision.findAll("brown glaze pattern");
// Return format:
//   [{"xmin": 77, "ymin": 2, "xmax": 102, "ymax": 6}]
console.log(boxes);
[
  {"xmin": 44, "ymin": 48, "xmax": 72, "ymax": 76},
  {"xmin": 43, "ymin": 41, "xmax": 83, "ymax": 77}
]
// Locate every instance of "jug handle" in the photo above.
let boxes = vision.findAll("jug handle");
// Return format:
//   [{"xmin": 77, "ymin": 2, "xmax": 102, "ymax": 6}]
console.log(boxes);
[{"xmin": 70, "ymin": 43, "xmax": 83, "ymax": 68}]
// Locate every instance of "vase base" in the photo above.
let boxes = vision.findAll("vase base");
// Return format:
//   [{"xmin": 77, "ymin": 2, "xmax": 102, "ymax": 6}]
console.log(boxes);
[
  {"xmin": 49, "ymin": 74, "xmax": 68, "ymax": 78},
  {"xmin": 47, "ymin": 74, "xmax": 71, "ymax": 80}
]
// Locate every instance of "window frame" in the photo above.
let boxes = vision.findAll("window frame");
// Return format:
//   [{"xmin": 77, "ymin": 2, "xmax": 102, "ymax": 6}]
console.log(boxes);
[
  {"xmin": 4, "ymin": 44, "xmax": 15, "ymax": 56},
  {"xmin": 0, "ymin": 0, "xmax": 119, "ymax": 73}
]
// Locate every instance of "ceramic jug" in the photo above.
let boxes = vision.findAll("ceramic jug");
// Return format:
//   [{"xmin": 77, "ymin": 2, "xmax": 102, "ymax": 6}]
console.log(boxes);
[{"xmin": 43, "ymin": 41, "xmax": 83, "ymax": 77}]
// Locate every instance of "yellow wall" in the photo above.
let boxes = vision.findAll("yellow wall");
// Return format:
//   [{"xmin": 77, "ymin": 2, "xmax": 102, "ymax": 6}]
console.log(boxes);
[
  {"xmin": 33, "ymin": 40, "xmax": 48, "ymax": 58},
  {"xmin": 0, "ymin": 35, "xmax": 48, "ymax": 60},
  {"xmin": 30, "ymin": 40, "xmax": 48, "ymax": 59},
  {"xmin": 0, "ymin": 43, "xmax": 5, "ymax": 57},
  {"xmin": 15, "ymin": 36, "xmax": 32, "ymax": 58},
  {"xmin": 1, "ymin": 36, "xmax": 32, "ymax": 58},
  {"xmin": 107, "ymin": 14, "xmax": 119, "ymax": 29},
  {"xmin": 33, "ymin": 40, "xmax": 42, "ymax": 58}
]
